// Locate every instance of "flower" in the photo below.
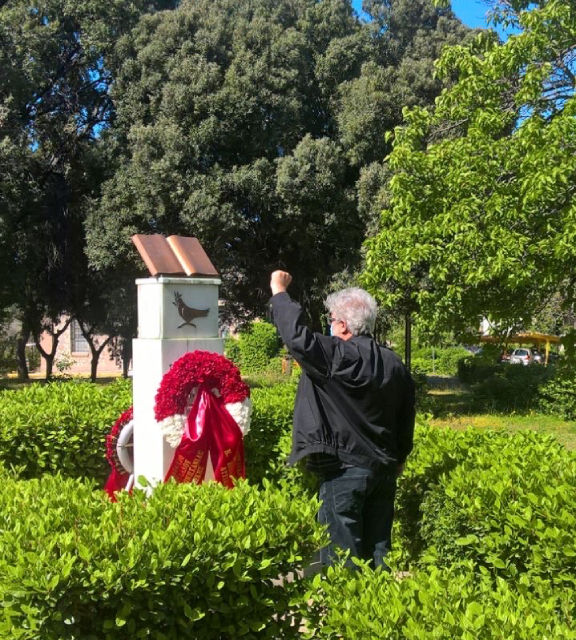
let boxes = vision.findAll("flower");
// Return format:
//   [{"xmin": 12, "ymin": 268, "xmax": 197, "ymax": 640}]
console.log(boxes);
[
  {"xmin": 154, "ymin": 350, "xmax": 251, "ymax": 448},
  {"xmin": 105, "ymin": 407, "xmax": 134, "ymax": 475}
]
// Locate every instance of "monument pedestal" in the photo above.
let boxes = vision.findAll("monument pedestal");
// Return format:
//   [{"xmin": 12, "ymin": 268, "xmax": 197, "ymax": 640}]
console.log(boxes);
[{"xmin": 132, "ymin": 277, "xmax": 223, "ymax": 486}]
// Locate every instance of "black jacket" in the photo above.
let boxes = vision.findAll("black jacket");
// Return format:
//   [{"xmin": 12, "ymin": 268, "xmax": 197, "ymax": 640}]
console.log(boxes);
[{"xmin": 269, "ymin": 292, "xmax": 416, "ymax": 470}]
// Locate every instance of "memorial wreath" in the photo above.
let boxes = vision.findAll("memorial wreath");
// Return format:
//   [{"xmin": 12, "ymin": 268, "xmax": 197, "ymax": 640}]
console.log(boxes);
[{"xmin": 104, "ymin": 351, "xmax": 251, "ymax": 498}]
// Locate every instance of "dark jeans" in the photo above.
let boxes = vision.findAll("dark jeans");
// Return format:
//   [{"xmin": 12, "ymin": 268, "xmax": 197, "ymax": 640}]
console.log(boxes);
[{"xmin": 318, "ymin": 465, "xmax": 397, "ymax": 570}]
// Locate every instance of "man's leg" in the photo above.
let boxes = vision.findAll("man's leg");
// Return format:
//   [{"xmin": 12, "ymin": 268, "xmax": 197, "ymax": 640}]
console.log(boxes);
[
  {"xmin": 318, "ymin": 466, "xmax": 371, "ymax": 568},
  {"xmin": 361, "ymin": 467, "xmax": 397, "ymax": 569}
]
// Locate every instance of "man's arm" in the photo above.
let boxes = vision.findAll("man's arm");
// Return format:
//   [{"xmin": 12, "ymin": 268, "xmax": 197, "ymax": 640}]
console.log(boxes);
[{"xmin": 269, "ymin": 271, "xmax": 334, "ymax": 379}]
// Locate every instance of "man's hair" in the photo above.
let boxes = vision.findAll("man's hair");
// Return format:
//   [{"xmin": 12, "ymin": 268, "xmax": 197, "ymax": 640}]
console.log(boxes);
[{"xmin": 326, "ymin": 287, "xmax": 378, "ymax": 336}]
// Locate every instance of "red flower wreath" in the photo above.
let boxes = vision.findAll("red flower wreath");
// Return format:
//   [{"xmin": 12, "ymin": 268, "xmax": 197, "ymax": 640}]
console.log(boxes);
[
  {"xmin": 155, "ymin": 350, "xmax": 251, "ymax": 487},
  {"xmin": 105, "ymin": 406, "xmax": 134, "ymax": 474},
  {"xmin": 104, "ymin": 406, "xmax": 134, "ymax": 499},
  {"xmin": 154, "ymin": 350, "xmax": 249, "ymax": 421}
]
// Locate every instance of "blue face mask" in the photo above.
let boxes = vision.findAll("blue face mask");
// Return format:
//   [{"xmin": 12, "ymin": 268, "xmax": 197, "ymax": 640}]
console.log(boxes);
[{"xmin": 329, "ymin": 323, "xmax": 334, "ymax": 337}]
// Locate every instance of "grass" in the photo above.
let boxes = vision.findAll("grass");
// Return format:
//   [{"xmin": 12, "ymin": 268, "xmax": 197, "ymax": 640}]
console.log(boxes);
[{"xmin": 425, "ymin": 379, "xmax": 576, "ymax": 450}]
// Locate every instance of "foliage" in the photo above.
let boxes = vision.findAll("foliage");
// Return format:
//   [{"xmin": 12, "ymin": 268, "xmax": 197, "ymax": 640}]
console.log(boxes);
[
  {"xmin": 0, "ymin": 0, "xmax": 175, "ymax": 376},
  {"xmin": 468, "ymin": 363, "xmax": 552, "ymax": 413},
  {"xmin": 244, "ymin": 383, "xmax": 297, "ymax": 485},
  {"xmin": 417, "ymin": 430, "xmax": 576, "ymax": 587},
  {"xmin": 304, "ymin": 561, "xmax": 576, "ymax": 639},
  {"xmin": 363, "ymin": 0, "xmax": 576, "ymax": 338},
  {"xmin": 412, "ymin": 346, "xmax": 470, "ymax": 376},
  {"xmin": 538, "ymin": 365, "xmax": 576, "ymax": 421},
  {"xmin": 0, "ymin": 339, "xmax": 18, "ymax": 377},
  {"xmin": 223, "ymin": 335, "xmax": 242, "ymax": 367},
  {"xmin": 457, "ymin": 356, "xmax": 501, "ymax": 383},
  {"xmin": 0, "ymin": 474, "xmax": 327, "ymax": 640},
  {"xmin": 236, "ymin": 322, "xmax": 281, "ymax": 374},
  {"xmin": 0, "ymin": 379, "xmax": 132, "ymax": 481},
  {"xmin": 0, "ymin": 376, "xmax": 301, "ymax": 487},
  {"xmin": 85, "ymin": 0, "xmax": 472, "ymax": 327}
]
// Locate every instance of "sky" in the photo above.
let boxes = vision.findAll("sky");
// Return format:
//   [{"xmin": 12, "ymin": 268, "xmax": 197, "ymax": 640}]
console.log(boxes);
[{"xmin": 351, "ymin": 0, "xmax": 500, "ymax": 32}]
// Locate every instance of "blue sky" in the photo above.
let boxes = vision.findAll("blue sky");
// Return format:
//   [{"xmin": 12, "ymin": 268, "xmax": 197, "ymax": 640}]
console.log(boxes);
[{"xmin": 351, "ymin": 0, "xmax": 495, "ymax": 30}]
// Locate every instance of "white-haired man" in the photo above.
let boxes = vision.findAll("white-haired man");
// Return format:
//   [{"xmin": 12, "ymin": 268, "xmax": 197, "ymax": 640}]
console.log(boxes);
[{"xmin": 269, "ymin": 270, "xmax": 415, "ymax": 570}]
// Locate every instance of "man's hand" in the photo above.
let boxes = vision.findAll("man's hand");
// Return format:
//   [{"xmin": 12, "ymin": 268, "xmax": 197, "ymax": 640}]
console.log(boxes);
[
  {"xmin": 270, "ymin": 270, "xmax": 292, "ymax": 296},
  {"xmin": 396, "ymin": 462, "xmax": 406, "ymax": 478}
]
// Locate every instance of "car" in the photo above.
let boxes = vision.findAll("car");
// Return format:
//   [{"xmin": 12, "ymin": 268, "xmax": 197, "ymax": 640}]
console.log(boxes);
[
  {"xmin": 499, "ymin": 348, "xmax": 513, "ymax": 364},
  {"xmin": 531, "ymin": 348, "xmax": 543, "ymax": 364},
  {"xmin": 509, "ymin": 348, "xmax": 533, "ymax": 365}
]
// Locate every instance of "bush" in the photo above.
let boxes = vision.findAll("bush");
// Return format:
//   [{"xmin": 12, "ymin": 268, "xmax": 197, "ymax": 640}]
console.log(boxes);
[
  {"xmin": 468, "ymin": 363, "xmax": 551, "ymax": 412},
  {"xmin": 0, "ymin": 474, "xmax": 327, "ymax": 640},
  {"xmin": 244, "ymin": 383, "xmax": 297, "ymax": 485},
  {"xmin": 305, "ymin": 562, "xmax": 576, "ymax": 639},
  {"xmin": 412, "ymin": 347, "xmax": 470, "ymax": 376},
  {"xmin": 457, "ymin": 356, "xmax": 501, "ymax": 383},
  {"xmin": 538, "ymin": 365, "xmax": 576, "ymax": 421},
  {"xmin": 237, "ymin": 322, "xmax": 281, "ymax": 374},
  {"xmin": 394, "ymin": 425, "xmax": 576, "ymax": 587},
  {"xmin": 0, "ymin": 379, "xmax": 132, "ymax": 481},
  {"xmin": 223, "ymin": 335, "xmax": 241, "ymax": 366},
  {"xmin": 0, "ymin": 337, "xmax": 18, "ymax": 376}
]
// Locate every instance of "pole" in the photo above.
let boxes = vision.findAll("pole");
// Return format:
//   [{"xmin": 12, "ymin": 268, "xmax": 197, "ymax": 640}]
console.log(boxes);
[{"xmin": 404, "ymin": 313, "xmax": 412, "ymax": 371}]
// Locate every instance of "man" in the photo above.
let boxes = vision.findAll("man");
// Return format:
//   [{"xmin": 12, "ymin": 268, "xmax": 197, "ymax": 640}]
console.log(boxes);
[{"xmin": 268, "ymin": 270, "xmax": 415, "ymax": 569}]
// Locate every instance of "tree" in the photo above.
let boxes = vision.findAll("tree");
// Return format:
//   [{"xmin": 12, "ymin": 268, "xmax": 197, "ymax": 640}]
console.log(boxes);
[
  {"xmin": 86, "ymin": 0, "xmax": 472, "ymax": 329},
  {"xmin": 0, "ymin": 0, "xmax": 176, "ymax": 378},
  {"xmin": 363, "ymin": 0, "xmax": 576, "ymax": 342}
]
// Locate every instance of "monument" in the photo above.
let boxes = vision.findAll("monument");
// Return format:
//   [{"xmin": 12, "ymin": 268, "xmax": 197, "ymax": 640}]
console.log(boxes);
[{"xmin": 131, "ymin": 234, "xmax": 224, "ymax": 485}]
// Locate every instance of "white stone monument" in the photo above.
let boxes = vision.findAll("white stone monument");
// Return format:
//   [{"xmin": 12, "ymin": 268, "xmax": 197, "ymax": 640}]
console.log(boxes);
[{"xmin": 131, "ymin": 235, "xmax": 223, "ymax": 486}]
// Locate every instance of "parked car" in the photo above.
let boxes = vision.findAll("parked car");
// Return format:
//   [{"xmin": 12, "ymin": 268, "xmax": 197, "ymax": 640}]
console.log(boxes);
[
  {"xmin": 531, "ymin": 349, "xmax": 543, "ymax": 364},
  {"xmin": 509, "ymin": 348, "xmax": 533, "ymax": 365},
  {"xmin": 499, "ymin": 348, "xmax": 513, "ymax": 364}
]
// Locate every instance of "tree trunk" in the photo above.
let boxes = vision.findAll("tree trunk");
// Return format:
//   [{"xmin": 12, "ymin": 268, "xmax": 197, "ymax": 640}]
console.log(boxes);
[
  {"xmin": 16, "ymin": 326, "xmax": 30, "ymax": 381},
  {"xmin": 88, "ymin": 336, "xmax": 113, "ymax": 382},
  {"xmin": 34, "ymin": 317, "xmax": 73, "ymax": 380},
  {"xmin": 122, "ymin": 337, "xmax": 132, "ymax": 378}
]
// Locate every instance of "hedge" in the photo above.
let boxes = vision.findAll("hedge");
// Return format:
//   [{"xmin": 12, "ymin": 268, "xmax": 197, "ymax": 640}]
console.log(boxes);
[
  {"xmin": 225, "ymin": 322, "xmax": 281, "ymax": 374},
  {"xmin": 393, "ymin": 425, "xmax": 576, "ymax": 586},
  {"xmin": 304, "ymin": 562, "xmax": 576, "ymax": 639},
  {"xmin": 411, "ymin": 346, "xmax": 470, "ymax": 376},
  {"xmin": 0, "ymin": 378, "xmax": 300, "ymax": 488},
  {"xmin": 0, "ymin": 379, "xmax": 132, "ymax": 482},
  {"xmin": 0, "ymin": 474, "xmax": 327, "ymax": 640}
]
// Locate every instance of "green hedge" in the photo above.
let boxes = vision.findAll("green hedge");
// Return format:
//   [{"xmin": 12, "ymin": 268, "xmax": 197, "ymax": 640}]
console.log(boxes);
[
  {"xmin": 412, "ymin": 346, "xmax": 470, "ymax": 376},
  {"xmin": 0, "ymin": 379, "xmax": 132, "ymax": 482},
  {"xmin": 305, "ymin": 563, "xmax": 576, "ymax": 639},
  {"xmin": 0, "ymin": 474, "xmax": 327, "ymax": 640},
  {"xmin": 538, "ymin": 365, "xmax": 576, "ymax": 421},
  {"xmin": 393, "ymin": 425, "xmax": 576, "ymax": 586},
  {"xmin": 225, "ymin": 322, "xmax": 281, "ymax": 374},
  {"xmin": 0, "ymin": 377, "xmax": 301, "ymax": 488}
]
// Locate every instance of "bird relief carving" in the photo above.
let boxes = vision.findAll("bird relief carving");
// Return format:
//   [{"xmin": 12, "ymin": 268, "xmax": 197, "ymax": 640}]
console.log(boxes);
[{"xmin": 173, "ymin": 291, "xmax": 210, "ymax": 329}]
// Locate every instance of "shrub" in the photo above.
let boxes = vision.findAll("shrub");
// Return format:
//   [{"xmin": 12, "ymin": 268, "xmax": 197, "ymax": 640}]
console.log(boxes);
[
  {"xmin": 244, "ymin": 383, "xmax": 297, "ymax": 485},
  {"xmin": 0, "ymin": 337, "xmax": 18, "ymax": 376},
  {"xmin": 538, "ymin": 365, "xmax": 576, "ymax": 421},
  {"xmin": 393, "ymin": 422, "xmax": 492, "ymax": 563},
  {"xmin": 412, "ymin": 347, "xmax": 470, "ymax": 376},
  {"xmin": 0, "ymin": 474, "xmax": 327, "ymax": 640},
  {"xmin": 304, "ymin": 562, "xmax": 576, "ymax": 639},
  {"xmin": 0, "ymin": 379, "xmax": 132, "ymax": 482},
  {"xmin": 223, "ymin": 335, "xmax": 241, "ymax": 366},
  {"xmin": 237, "ymin": 321, "xmax": 280, "ymax": 374},
  {"xmin": 457, "ymin": 356, "xmax": 500, "ymax": 383},
  {"xmin": 468, "ymin": 363, "xmax": 551, "ymax": 412},
  {"xmin": 412, "ymin": 430, "xmax": 576, "ymax": 586}
]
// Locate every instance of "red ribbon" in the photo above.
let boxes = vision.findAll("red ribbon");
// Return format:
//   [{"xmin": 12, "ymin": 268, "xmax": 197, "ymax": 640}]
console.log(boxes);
[
  {"xmin": 165, "ymin": 383, "xmax": 245, "ymax": 487},
  {"xmin": 104, "ymin": 468, "xmax": 130, "ymax": 501}
]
